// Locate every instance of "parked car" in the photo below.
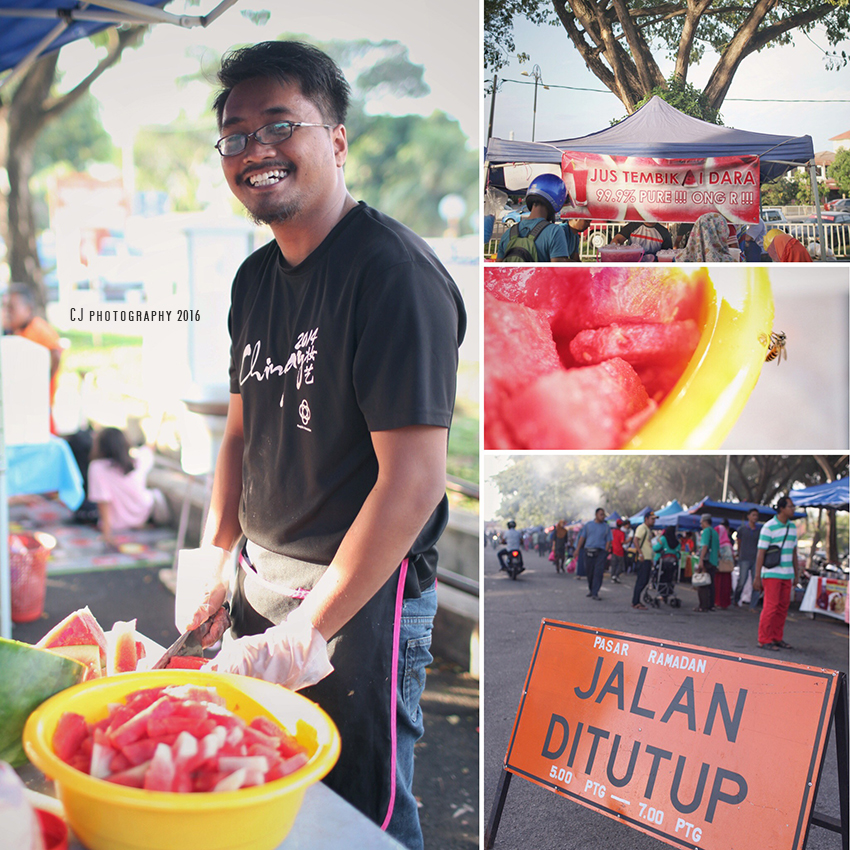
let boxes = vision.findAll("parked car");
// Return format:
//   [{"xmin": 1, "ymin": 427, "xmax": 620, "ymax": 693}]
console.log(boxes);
[
  {"xmin": 761, "ymin": 208, "xmax": 789, "ymax": 228},
  {"xmin": 501, "ymin": 206, "xmax": 529, "ymax": 226},
  {"xmin": 827, "ymin": 198, "xmax": 850, "ymax": 213}
]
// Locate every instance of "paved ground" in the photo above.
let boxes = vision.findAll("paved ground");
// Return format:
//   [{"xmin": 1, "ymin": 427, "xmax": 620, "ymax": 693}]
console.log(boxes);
[
  {"xmin": 482, "ymin": 546, "xmax": 848, "ymax": 850},
  {"xmin": 13, "ymin": 564, "xmax": 479, "ymax": 850}
]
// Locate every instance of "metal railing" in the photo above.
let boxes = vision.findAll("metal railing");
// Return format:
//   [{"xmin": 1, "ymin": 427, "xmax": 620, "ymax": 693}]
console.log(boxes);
[{"xmin": 485, "ymin": 220, "xmax": 849, "ymax": 260}]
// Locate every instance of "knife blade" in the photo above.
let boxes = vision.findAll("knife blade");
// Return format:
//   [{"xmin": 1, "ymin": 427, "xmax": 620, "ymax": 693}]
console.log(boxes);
[{"xmin": 152, "ymin": 603, "xmax": 230, "ymax": 670}]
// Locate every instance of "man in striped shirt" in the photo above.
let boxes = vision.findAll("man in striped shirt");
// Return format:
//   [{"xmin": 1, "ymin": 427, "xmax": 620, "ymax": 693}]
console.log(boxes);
[{"xmin": 754, "ymin": 496, "xmax": 799, "ymax": 650}]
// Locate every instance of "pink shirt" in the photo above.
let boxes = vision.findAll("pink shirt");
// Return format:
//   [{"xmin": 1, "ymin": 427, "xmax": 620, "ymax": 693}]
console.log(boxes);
[
  {"xmin": 716, "ymin": 524, "xmax": 732, "ymax": 547},
  {"xmin": 88, "ymin": 447, "xmax": 155, "ymax": 531}
]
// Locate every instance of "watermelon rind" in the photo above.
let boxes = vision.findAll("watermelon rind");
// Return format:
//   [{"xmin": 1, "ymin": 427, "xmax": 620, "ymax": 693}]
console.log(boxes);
[{"xmin": 0, "ymin": 637, "xmax": 88, "ymax": 766}]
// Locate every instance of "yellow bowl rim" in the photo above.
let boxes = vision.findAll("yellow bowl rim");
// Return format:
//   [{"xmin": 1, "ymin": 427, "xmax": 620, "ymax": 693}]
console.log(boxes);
[{"xmin": 23, "ymin": 670, "xmax": 341, "ymax": 811}]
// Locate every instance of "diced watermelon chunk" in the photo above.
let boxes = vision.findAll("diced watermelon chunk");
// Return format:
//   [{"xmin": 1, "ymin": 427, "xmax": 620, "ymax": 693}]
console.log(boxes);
[
  {"xmin": 109, "ymin": 696, "xmax": 175, "ymax": 748},
  {"xmin": 165, "ymin": 656, "xmax": 206, "ymax": 670},
  {"xmin": 507, "ymin": 358, "xmax": 651, "ymax": 449},
  {"xmin": 52, "ymin": 711, "xmax": 89, "ymax": 763},
  {"xmin": 106, "ymin": 761, "xmax": 150, "ymax": 788},
  {"xmin": 484, "ymin": 291, "xmax": 562, "ymax": 449},
  {"xmin": 570, "ymin": 320, "xmax": 700, "ymax": 367},
  {"xmin": 144, "ymin": 743, "xmax": 175, "ymax": 792}
]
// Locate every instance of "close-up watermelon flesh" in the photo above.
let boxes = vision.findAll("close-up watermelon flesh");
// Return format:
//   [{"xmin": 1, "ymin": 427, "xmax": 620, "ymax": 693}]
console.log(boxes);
[{"xmin": 484, "ymin": 267, "xmax": 708, "ymax": 449}]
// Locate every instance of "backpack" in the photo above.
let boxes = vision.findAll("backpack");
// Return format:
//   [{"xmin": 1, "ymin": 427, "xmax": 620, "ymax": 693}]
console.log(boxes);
[{"xmin": 502, "ymin": 220, "xmax": 551, "ymax": 262}]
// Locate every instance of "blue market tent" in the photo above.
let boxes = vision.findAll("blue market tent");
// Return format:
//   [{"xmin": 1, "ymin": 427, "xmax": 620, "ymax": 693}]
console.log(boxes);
[
  {"xmin": 486, "ymin": 96, "xmax": 815, "ymax": 192},
  {"xmin": 628, "ymin": 506, "xmax": 652, "ymax": 525},
  {"xmin": 0, "ymin": 1, "xmax": 236, "ymax": 80},
  {"xmin": 657, "ymin": 500, "xmax": 684, "ymax": 516},
  {"xmin": 688, "ymin": 497, "xmax": 805, "ymax": 521},
  {"xmin": 791, "ymin": 480, "xmax": 850, "ymax": 511}
]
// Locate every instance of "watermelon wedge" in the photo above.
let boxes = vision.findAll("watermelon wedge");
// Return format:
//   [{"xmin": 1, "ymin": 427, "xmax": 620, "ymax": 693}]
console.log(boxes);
[
  {"xmin": 37, "ymin": 606, "xmax": 108, "ymax": 668},
  {"xmin": 107, "ymin": 620, "xmax": 139, "ymax": 675},
  {"xmin": 46, "ymin": 644, "xmax": 102, "ymax": 680},
  {"xmin": 0, "ymin": 637, "xmax": 88, "ymax": 766}
]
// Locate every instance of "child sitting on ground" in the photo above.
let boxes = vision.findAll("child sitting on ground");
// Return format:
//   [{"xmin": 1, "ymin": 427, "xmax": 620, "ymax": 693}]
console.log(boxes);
[{"xmin": 87, "ymin": 427, "xmax": 169, "ymax": 547}]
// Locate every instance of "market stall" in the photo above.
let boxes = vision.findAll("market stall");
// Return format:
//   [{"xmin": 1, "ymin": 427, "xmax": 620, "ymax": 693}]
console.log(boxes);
[{"xmin": 484, "ymin": 96, "xmax": 825, "ymax": 254}]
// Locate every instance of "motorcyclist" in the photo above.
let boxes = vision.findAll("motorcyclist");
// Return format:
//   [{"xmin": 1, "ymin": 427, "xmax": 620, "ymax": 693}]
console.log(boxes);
[
  {"xmin": 496, "ymin": 174, "xmax": 570, "ymax": 262},
  {"xmin": 498, "ymin": 520, "xmax": 524, "ymax": 572}
]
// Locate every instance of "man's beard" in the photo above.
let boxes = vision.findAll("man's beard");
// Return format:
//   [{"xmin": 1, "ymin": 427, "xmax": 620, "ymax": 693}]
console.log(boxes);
[{"xmin": 247, "ymin": 198, "xmax": 301, "ymax": 226}]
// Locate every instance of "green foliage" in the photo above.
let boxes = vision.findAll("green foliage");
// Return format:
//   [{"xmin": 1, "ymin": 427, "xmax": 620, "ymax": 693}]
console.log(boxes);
[
  {"xmin": 616, "ymin": 77, "xmax": 723, "ymax": 124},
  {"xmin": 828, "ymin": 147, "xmax": 850, "ymax": 194},
  {"xmin": 484, "ymin": 0, "xmax": 552, "ymax": 73},
  {"xmin": 789, "ymin": 170, "xmax": 815, "ymax": 205},
  {"xmin": 488, "ymin": 456, "xmax": 836, "ymax": 527},
  {"xmin": 134, "ymin": 117, "xmax": 215, "ymax": 212},
  {"xmin": 760, "ymin": 177, "xmax": 797, "ymax": 207},
  {"xmin": 33, "ymin": 92, "xmax": 115, "ymax": 173},
  {"xmin": 346, "ymin": 112, "xmax": 477, "ymax": 236}
]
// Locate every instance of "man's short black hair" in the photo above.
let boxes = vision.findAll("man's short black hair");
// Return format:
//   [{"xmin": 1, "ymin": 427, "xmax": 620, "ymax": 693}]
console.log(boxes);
[
  {"xmin": 213, "ymin": 41, "xmax": 351, "ymax": 129},
  {"xmin": 776, "ymin": 496, "xmax": 791, "ymax": 511}
]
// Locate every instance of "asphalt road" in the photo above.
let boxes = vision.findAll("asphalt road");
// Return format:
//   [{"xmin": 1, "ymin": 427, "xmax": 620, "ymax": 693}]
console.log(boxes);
[
  {"xmin": 482, "ymin": 546, "xmax": 848, "ymax": 850},
  {"xmin": 13, "ymin": 564, "xmax": 479, "ymax": 850}
]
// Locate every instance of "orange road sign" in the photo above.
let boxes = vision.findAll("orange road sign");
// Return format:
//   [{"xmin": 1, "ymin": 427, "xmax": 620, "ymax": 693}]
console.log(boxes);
[{"xmin": 499, "ymin": 620, "xmax": 842, "ymax": 850}]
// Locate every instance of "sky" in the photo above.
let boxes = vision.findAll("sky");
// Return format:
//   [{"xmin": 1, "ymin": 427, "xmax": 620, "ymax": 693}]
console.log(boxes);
[
  {"xmin": 56, "ymin": 0, "xmax": 479, "ymax": 146},
  {"xmin": 487, "ymin": 14, "xmax": 850, "ymax": 153}
]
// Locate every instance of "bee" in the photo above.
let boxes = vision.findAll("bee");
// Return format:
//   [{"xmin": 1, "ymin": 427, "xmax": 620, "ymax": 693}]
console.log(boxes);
[{"xmin": 764, "ymin": 331, "xmax": 787, "ymax": 365}]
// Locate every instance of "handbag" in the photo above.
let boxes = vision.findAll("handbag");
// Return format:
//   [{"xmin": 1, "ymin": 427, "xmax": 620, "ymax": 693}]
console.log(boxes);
[
  {"xmin": 717, "ymin": 558, "xmax": 734, "ymax": 573},
  {"xmin": 692, "ymin": 570, "xmax": 712, "ymax": 587},
  {"xmin": 763, "ymin": 525, "xmax": 791, "ymax": 569}
]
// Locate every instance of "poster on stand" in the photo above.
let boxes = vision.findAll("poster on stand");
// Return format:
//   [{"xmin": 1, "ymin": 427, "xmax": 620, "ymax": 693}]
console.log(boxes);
[{"xmin": 799, "ymin": 575, "xmax": 848, "ymax": 621}]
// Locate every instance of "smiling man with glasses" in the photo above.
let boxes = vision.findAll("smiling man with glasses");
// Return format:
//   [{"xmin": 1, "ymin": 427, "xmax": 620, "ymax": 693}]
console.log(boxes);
[{"xmin": 176, "ymin": 41, "xmax": 466, "ymax": 850}]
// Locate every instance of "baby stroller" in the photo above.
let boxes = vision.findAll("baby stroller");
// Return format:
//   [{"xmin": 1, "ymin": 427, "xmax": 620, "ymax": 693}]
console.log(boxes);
[{"xmin": 643, "ymin": 552, "xmax": 682, "ymax": 608}]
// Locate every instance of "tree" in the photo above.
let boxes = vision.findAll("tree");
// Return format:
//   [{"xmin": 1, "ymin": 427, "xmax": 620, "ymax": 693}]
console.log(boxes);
[
  {"xmin": 620, "ymin": 76, "xmax": 723, "ymax": 124},
  {"xmin": 761, "ymin": 177, "xmax": 797, "ymax": 207},
  {"xmin": 828, "ymin": 147, "xmax": 850, "ymax": 195},
  {"xmin": 489, "ymin": 455, "xmax": 843, "ymax": 528},
  {"xmin": 2, "ymin": 26, "xmax": 144, "ymax": 311},
  {"xmin": 485, "ymin": 1, "xmax": 850, "ymax": 113}
]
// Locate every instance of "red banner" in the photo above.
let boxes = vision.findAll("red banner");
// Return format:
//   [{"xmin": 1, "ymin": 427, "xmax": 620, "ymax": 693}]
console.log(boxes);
[{"xmin": 560, "ymin": 153, "xmax": 760, "ymax": 224}]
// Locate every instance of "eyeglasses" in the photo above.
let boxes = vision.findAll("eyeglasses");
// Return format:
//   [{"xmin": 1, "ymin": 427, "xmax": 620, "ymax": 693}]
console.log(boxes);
[{"xmin": 215, "ymin": 121, "xmax": 333, "ymax": 156}]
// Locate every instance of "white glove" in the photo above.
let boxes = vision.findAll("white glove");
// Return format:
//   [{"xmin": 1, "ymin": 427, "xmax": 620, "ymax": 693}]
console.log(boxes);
[{"xmin": 203, "ymin": 607, "xmax": 333, "ymax": 691}]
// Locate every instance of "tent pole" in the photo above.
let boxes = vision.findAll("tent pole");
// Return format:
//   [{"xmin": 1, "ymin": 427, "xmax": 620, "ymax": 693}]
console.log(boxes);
[
  {"xmin": 809, "ymin": 161, "xmax": 826, "ymax": 262},
  {"xmin": 0, "ymin": 341, "xmax": 10, "ymax": 639}
]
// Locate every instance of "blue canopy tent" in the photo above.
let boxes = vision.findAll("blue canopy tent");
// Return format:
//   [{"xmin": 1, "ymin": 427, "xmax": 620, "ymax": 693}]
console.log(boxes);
[
  {"xmin": 628, "ymin": 506, "xmax": 652, "ymax": 525},
  {"xmin": 688, "ymin": 497, "xmax": 805, "ymax": 521},
  {"xmin": 0, "ymin": 1, "xmax": 237, "ymax": 86},
  {"xmin": 791, "ymin": 480, "xmax": 849, "ymax": 511},
  {"xmin": 657, "ymin": 500, "xmax": 684, "ymax": 517},
  {"xmin": 0, "ymin": 0, "xmax": 239, "ymax": 640},
  {"xmin": 485, "ymin": 96, "xmax": 815, "ymax": 192}
]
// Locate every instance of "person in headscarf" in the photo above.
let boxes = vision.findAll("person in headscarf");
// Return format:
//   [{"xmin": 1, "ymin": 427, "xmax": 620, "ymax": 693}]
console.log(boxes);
[
  {"xmin": 765, "ymin": 229, "xmax": 813, "ymax": 262},
  {"xmin": 739, "ymin": 221, "xmax": 766, "ymax": 262},
  {"xmin": 675, "ymin": 212, "xmax": 738, "ymax": 262},
  {"xmin": 552, "ymin": 520, "xmax": 569, "ymax": 574}
]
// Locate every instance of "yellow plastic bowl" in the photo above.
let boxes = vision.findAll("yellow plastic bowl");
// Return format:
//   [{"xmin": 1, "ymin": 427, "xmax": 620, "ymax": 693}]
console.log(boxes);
[
  {"xmin": 23, "ymin": 670, "xmax": 340, "ymax": 850},
  {"xmin": 626, "ymin": 266, "xmax": 775, "ymax": 449}
]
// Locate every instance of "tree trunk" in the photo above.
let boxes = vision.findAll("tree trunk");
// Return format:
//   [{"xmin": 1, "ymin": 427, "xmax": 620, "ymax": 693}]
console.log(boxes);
[
  {"xmin": 5, "ymin": 53, "xmax": 57, "ymax": 312},
  {"xmin": 2, "ymin": 26, "xmax": 145, "ymax": 313}
]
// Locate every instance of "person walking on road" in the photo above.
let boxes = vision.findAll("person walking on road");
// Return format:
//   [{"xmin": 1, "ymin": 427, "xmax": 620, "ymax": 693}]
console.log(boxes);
[
  {"xmin": 610, "ymin": 519, "xmax": 626, "ymax": 583},
  {"xmin": 631, "ymin": 512, "xmax": 656, "ymax": 609},
  {"xmin": 552, "ymin": 520, "xmax": 569, "ymax": 573},
  {"xmin": 576, "ymin": 508, "xmax": 612, "ymax": 600},
  {"xmin": 734, "ymin": 509, "xmax": 762, "ymax": 611},
  {"xmin": 696, "ymin": 513, "xmax": 720, "ymax": 611},
  {"xmin": 754, "ymin": 497, "xmax": 799, "ymax": 650}
]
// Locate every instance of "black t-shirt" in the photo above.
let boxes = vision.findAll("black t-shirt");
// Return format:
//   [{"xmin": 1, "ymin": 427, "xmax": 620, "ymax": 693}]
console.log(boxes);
[{"xmin": 228, "ymin": 202, "xmax": 466, "ymax": 593}]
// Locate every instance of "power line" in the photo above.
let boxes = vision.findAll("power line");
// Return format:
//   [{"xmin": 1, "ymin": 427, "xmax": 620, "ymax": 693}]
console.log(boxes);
[{"xmin": 495, "ymin": 77, "xmax": 850, "ymax": 102}]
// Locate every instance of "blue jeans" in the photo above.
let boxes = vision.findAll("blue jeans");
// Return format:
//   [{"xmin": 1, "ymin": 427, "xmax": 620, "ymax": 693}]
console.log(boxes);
[
  {"xmin": 386, "ymin": 584, "xmax": 437, "ymax": 850},
  {"xmin": 735, "ymin": 560, "xmax": 760, "ymax": 609}
]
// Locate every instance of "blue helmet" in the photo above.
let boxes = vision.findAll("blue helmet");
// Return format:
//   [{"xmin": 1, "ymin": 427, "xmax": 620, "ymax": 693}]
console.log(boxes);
[{"xmin": 526, "ymin": 173, "xmax": 567, "ymax": 216}]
